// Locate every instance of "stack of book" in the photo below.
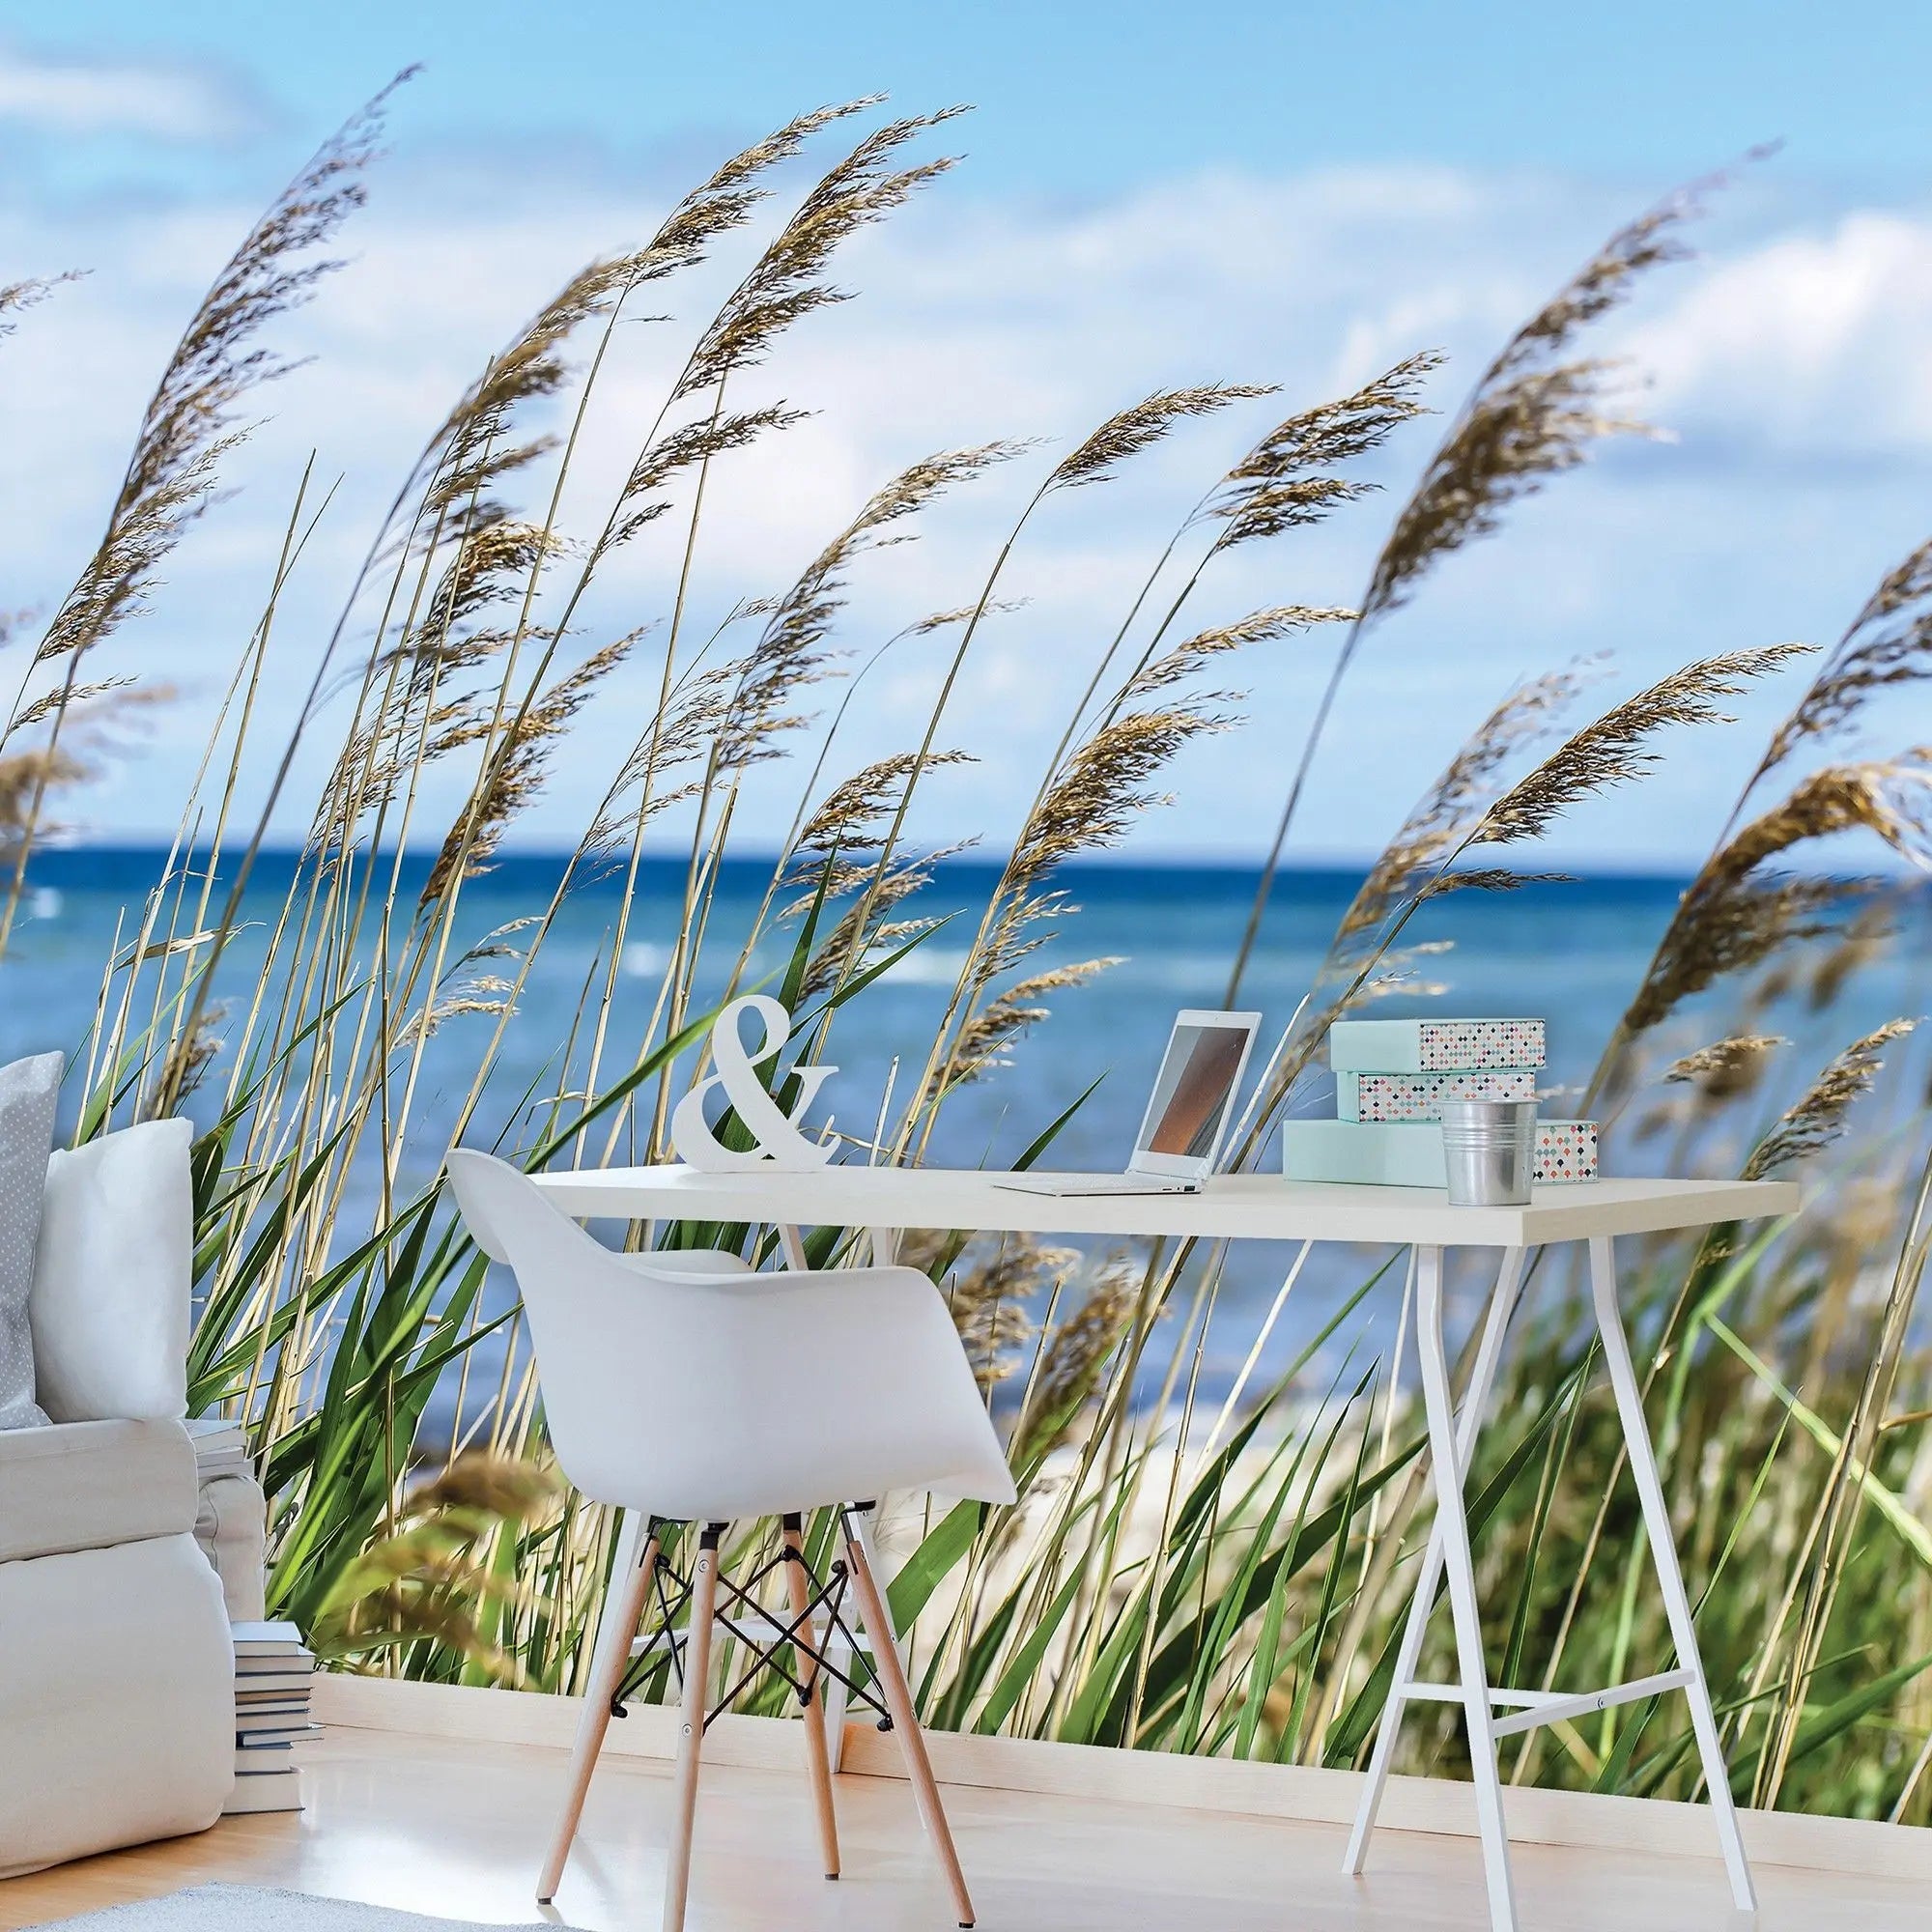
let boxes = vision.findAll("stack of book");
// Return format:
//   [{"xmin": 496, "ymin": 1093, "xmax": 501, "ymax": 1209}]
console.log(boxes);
[
  {"xmin": 1283, "ymin": 1017, "xmax": 1599, "ymax": 1185},
  {"xmin": 185, "ymin": 1415, "xmax": 254, "ymax": 1482},
  {"xmin": 224, "ymin": 1620, "xmax": 318, "ymax": 1815}
]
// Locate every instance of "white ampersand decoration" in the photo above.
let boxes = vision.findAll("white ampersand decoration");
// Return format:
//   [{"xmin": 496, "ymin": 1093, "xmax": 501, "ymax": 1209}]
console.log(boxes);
[{"xmin": 668, "ymin": 994, "xmax": 838, "ymax": 1171}]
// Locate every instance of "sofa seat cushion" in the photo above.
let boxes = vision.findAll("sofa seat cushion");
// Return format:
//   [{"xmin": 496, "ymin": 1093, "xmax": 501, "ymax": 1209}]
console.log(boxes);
[
  {"xmin": 0, "ymin": 1416, "xmax": 196, "ymax": 1563},
  {"xmin": 0, "ymin": 1532, "xmax": 233, "ymax": 1878}
]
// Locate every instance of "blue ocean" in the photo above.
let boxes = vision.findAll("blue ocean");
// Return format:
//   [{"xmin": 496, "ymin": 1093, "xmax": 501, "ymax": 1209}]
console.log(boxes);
[{"xmin": 9, "ymin": 850, "xmax": 1923, "ymax": 1409}]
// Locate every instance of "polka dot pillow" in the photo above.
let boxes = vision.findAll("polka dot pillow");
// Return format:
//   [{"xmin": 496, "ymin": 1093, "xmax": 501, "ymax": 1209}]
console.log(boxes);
[{"xmin": 0, "ymin": 1051, "xmax": 64, "ymax": 1430}]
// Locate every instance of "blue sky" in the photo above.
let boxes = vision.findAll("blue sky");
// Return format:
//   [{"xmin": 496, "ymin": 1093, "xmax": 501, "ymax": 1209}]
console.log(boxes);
[
  {"xmin": 5, "ymin": 4, "xmax": 1932, "ymax": 865},
  {"xmin": 27, "ymin": 1, "xmax": 1932, "ymax": 188}
]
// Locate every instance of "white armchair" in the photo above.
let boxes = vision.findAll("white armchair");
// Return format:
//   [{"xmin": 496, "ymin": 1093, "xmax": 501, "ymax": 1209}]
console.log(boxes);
[{"xmin": 0, "ymin": 1119, "xmax": 236, "ymax": 1879}]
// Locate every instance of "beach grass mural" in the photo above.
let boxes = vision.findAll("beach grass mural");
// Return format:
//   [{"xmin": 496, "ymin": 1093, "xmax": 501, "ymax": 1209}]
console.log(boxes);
[{"xmin": 7, "ymin": 85, "xmax": 1932, "ymax": 1827}]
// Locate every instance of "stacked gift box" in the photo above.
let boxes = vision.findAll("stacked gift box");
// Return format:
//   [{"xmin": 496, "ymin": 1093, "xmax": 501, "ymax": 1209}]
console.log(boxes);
[{"xmin": 1281, "ymin": 1017, "xmax": 1599, "ymax": 1186}]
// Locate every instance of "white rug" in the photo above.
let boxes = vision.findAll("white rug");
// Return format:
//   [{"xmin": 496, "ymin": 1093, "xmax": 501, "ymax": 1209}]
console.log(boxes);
[{"xmin": 27, "ymin": 1888, "xmax": 556, "ymax": 1930}]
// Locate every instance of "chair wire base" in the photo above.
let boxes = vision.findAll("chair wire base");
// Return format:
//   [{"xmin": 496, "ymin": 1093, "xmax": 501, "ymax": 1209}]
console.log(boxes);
[{"xmin": 609, "ymin": 1514, "xmax": 892, "ymax": 1734}]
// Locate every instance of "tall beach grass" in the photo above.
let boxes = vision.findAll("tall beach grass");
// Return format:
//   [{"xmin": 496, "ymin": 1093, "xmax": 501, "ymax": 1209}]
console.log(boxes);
[{"xmin": 6, "ymin": 90, "xmax": 1931, "ymax": 1824}]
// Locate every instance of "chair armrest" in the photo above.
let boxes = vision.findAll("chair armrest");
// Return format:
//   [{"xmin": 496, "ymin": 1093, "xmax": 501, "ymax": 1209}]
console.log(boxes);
[
  {"xmin": 612, "ymin": 1248, "xmax": 754, "ymax": 1281},
  {"xmin": 0, "ymin": 1418, "xmax": 197, "ymax": 1563}
]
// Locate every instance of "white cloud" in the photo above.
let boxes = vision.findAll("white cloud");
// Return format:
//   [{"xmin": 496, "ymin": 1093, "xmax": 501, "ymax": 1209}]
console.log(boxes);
[
  {"xmin": 3, "ymin": 137, "xmax": 1930, "ymax": 867},
  {"xmin": 0, "ymin": 42, "xmax": 250, "ymax": 141},
  {"xmin": 1632, "ymin": 209, "xmax": 1932, "ymax": 460}
]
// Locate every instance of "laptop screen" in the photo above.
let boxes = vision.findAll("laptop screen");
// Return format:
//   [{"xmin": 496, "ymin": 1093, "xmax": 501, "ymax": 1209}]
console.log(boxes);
[{"xmin": 1134, "ymin": 1013, "xmax": 1259, "ymax": 1175}]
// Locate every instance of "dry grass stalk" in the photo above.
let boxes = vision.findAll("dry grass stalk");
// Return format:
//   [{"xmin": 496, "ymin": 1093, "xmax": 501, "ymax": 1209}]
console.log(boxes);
[
  {"xmin": 1749, "ymin": 535, "xmax": 1932, "ymax": 794},
  {"xmin": 837, "ymin": 379, "xmax": 1329, "ymax": 1026},
  {"xmin": 1230, "ymin": 649, "xmax": 1808, "ymax": 1143},
  {"xmin": 430, "ymin": 99, "xmax": 875, "ymax": 535},
  {"xmin": 1117, "ymin": 605, "xmax": 1351, "ymax": 702},
  {"xmin": 26, "ymin": 77, "xmax": 404, "ymax": 680},
  {"xmin": 1009, "ymin": 705, "xmax": 1236, "ymax": 895},
  {"xmin": 678, "ymin": 106, "xmax": 970, "ymax": 402},
  {"xmin": 1620, "ymin": 754, "xmax": 1932, "ymax": 1039},
  {"xmin": 1593, "ymin": 528, "xmax": 1932, "ymax": 1096},
  {"xmin": 793, "ymin": 750, "xmax": 977, "ymax": 855},
  {"xmin": 794, "ymin": 848, "xmax": 972, "ymax": 1001},
  {"xmin": 0, "ymin": 685, "xmax": 172, "ymax": 862},
  {"xmin": 946, "ymin": 1234, "xmax": 1077, "ymax": 1392},
  {"xmin": 0, "ymin": 271, "xmax": 80, "ymax": 335},
  {"xmin": 1045, "ymin": 384, "xmax": 1277, "ymax": 493},
  {"xmin": 358, "ymin": 101, "xmax": 895, "ymax": 1026},
  {"xmin": 418, "ymin": 635, "xmax": 637, "ymax": 903},
  {"xmin": 1208, "ymin": 354, "xmax": 1438, "ymax": 553},
  {"xmin": 1331, "ymin": 664, "xmax": 1593, "ymax": 961},
  {"xmin": 719, "ymin": 442, "xmax": 1027, "ymax": 773},
  {"xmin": 948, "ymin": 958, "xmax": 1122, "ymax": 1084},
  {"xmin": 1757, "ymin": 1139, "xmax": 1932, "ymax": 1802},
  {"xmin": 936, "ymin": 697, "xmax": 1234, "ymax": 1048},
  {"xmin": 912, "ymin": 361, "xmax": 1427, "ymax": 1151},
  {"xmin": 1364, "ymin": 174, "xmax": 1730, "ymax": 621},
  {"xmin": 1743, "ymin": 1020, "xmax": 1917, "ymax": 1179},
  {"xmin": 607, "ymin": 404, "xmax": 808, "ymax": 553},
  {"xmin": 1227, "ymin": 184, "xmax": 1716, "ymax": 999},
  {"xmin": 1471, "ymin": 645, "xmax": 1814, "ymax": 845},
  {"xmin": 0, "ymin": 81, "xmax": 408, "ymax": 965},
  {"xmin": 1015, "ymin": 1261, "xmax": 1139, "ymax": 1463},
  {"xmin": 1663, "ymin": 1032, "xmax": 1787, "ymax": 1100},
  {"xmin": 1807, "ymin": 897, "xmax": 1896, "ymax": 1010},
  {"xmin": 0, "ymin": 746, "xmax": 90, "ymax": 855},
  {"xmin": 1081, "ymin": 361, "xmax": 1431, "ymax": 736}
]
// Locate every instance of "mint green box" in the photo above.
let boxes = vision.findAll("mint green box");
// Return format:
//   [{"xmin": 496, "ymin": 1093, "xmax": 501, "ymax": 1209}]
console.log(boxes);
[
  {"xmin": 1281, "ymin": 1119, "xmax": 1446, "ymax": 1187},
  {"xmin": 1329, "ymin": 1016, "xmax": 1546, "ymax": 1073}
]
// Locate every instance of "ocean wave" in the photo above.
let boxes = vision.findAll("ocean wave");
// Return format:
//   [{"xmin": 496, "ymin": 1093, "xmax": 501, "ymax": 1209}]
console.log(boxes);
[{"xmin": 878, "ymin": 946, "xmax": 972, "ymax": 984}]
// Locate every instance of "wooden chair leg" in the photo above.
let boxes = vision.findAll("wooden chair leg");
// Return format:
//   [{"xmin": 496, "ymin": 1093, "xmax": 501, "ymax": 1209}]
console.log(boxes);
[
  {"xmin": 841, "ymin": 1513, "xmax": 977, "ymax": 1929},
  {"xmin": 662, "ymin": 1522, "xmax": 721, "ymax": 1932},
  {"xmin": 823, "ymin": 1659, "xmax": 851, "ymax": 1773},
  {"xmin": 539, "ymin": 1513, "xmax": 660, "ymax": 1903},
  {"xmin": 781, "ymin": 1514, "xmax": 841, "ymax": 1879}
]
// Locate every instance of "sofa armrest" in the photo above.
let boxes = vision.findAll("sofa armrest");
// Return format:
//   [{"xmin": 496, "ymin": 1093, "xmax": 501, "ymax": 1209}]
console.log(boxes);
[
  {"xmin": 196, "ymin": 1469, "xmax": 268, "ymax": 1620},
  {"xmin": 0, "ymin": 1417, "xmax": 197, "ymax": 1563}
]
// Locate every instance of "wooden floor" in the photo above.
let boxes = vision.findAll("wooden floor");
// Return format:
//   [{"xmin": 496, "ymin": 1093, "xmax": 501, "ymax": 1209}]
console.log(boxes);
[{"xmin": 2, "ymin": 1725, "xmax": 1918, "ymax": 1931}]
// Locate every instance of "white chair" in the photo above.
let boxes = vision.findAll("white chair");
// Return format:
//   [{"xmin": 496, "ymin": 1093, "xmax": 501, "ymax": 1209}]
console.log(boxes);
[{"xmin": 444, "ymin": 1150, "xmax": 1016, "ymax": 1932}]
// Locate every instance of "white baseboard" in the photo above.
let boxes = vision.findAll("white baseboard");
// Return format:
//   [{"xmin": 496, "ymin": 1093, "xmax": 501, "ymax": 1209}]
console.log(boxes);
[{"xmin": 314, "ymin": 1674, "xmax": 1930, "ymax": 1884}]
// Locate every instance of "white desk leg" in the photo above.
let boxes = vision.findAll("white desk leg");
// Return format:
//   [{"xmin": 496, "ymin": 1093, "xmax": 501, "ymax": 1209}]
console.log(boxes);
[
  {"xmin": 1410, "ymin": 1244, "xmax": 1520, "ymax": 1930},
  {"xmin": 1587, "ymin": 1235, "xmax": 1755, "ymax": 1912},
  {"xmin": 1346, "ymin": 1245, "xmax": 1529, "ymax": 1876}
]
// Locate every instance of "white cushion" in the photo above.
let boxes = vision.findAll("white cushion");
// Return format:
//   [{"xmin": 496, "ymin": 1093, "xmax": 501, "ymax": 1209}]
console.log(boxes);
[
  {"xmin": 29, "ymin": 1118, "xmax": 194, "ymax": 1423},
  {"xmin": 0, "ymin": 1416, "xmax": 197, "ymax": 1562}
]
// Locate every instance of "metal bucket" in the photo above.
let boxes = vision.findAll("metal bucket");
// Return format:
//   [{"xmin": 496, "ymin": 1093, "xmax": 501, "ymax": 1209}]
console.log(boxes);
[{"xmin": 1440, "ymin": 1098, "xmax": 1537, "ymax": 1206}]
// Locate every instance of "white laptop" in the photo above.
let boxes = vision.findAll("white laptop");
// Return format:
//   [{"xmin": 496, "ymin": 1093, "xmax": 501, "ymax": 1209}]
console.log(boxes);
[{"xmin": 995, "ymin": 1009, "xmax": 1263, "ymax": 1196}]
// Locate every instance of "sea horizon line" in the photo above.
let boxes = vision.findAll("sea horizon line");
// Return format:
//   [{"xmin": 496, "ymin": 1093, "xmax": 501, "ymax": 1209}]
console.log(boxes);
[{"xmin": 19, "ymin": 839, "xmax": 1732, "ymax": 888}]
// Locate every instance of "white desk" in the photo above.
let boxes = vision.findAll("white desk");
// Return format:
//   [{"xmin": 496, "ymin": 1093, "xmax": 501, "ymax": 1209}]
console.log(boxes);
[
  {"xmin": 532, "ymin": 1163, "xmax": 1798, "ymax": 1932},
  {"xmin": 534, "ymin": 1164, "xmax": 1794, "ymax": 1253}
]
